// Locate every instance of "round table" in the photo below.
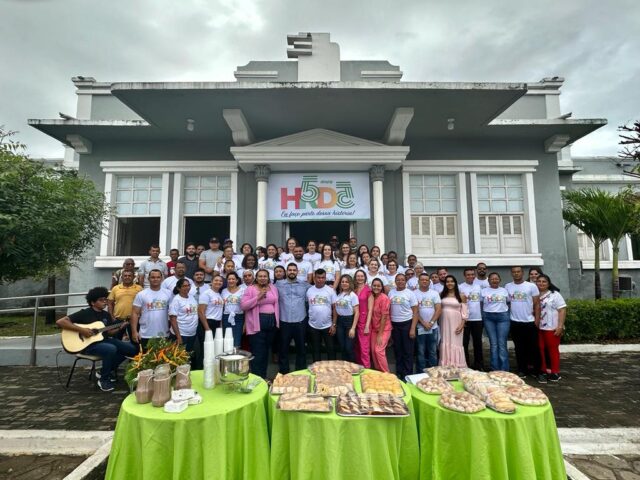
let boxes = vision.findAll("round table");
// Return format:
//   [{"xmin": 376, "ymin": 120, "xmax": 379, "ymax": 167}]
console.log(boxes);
[
  {"xmin": 268, "ymin": 370, "xmax": 420, "ymax": 480},
  {"xmin": 105, "ymin": 371, "xmax": 270, "ymax": 480},
  {"xmin": 408, "ymin": 382, "xmax": 566, "ymax": 480}
]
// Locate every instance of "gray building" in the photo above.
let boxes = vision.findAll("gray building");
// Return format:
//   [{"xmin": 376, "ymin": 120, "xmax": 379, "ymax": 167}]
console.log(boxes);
[{"xmin": 30, "ymin": 32, "xmax": 634, "ymax": 300}]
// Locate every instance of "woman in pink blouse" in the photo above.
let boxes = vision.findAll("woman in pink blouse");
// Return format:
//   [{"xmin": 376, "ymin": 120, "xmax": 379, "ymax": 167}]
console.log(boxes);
[
  {"xmin": 353, "ymin": 270, "xmax": 372, "ymax": 367},
  {"xmin": 366, "ymin": 278, "xmax": 392, "ymax": 372},
  {"xmin": 240, "ymin": 269, "xmax": 279, "ymax": 378}
]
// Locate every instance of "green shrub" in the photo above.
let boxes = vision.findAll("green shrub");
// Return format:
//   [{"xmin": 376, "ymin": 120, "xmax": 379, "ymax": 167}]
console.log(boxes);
[{"xmin": 564, "ymin": 299, "xmax": 640, "ymax": 343}]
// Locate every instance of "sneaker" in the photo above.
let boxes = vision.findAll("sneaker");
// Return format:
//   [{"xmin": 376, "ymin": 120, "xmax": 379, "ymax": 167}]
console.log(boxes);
[
  {"xmin": 97, "ymin": 378, "xmax": 115, "ymax": 392},
  {"xmin": 95, "ymin": 371, "xmax": 116, "ymax": 382},
  {"xmin": 537, "ymin": 374, "xmax": 548, "ymax": 384},
  {"xmin": 548, "ymin": 373, "xmax": 561, "ymax": 382},
  {"xmin": 517, "ymin": 371, "xmax": 527, "ymax": 379}
]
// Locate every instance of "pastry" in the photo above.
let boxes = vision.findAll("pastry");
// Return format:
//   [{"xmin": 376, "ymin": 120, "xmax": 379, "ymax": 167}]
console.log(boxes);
[
  {"xmin": 309, "ymin": 360, "xmax": 363, "ymax": 375},
  {"xmin": 505, "ymin": 385, "xmax": 549, "ymax": 406},
  {"xmin": 360, "ymin": 372, "xmax": 404, "ymax": 396},
  {"xmin": 487, "ymin": 371, "xmax": 525, "ymax": 387},
  {"xmin": 485, "ymin": 390, "xmax": 517, "ymax": 414},
  {"xmin": 459, "ymin": 369, "xmax": 489, "ymax": 384},
  {"xmin": 336, "ymin": 392, "xmax": 409, "ymax": 416},
  {"xmin": 270, "ymin": 373, "xmax": 310, "ymax": 394},
  {"xmin": 277, "ymin": 393, "xmax": 332, "ymax": 412},
  {"xmin": 314, "ymin": 370, "xmax": 354, "ymax": 396},
  {"xmin": 416, "ymin": 377, "xmax": 454, "ymax": 395},
  {"xmin": 425, "ymin": 366, "xmax": 459, "ymax": 380},
  {"xmin": 439, "ymin": 391, "xmax": 486, "ymax": 414},
  {"xmin": 463, "ymin": 380, "xmax": 503, "ymax": 400}
]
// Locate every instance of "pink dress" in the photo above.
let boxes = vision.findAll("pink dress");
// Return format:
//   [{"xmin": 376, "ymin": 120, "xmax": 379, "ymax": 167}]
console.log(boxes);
[
  {"xmin": 439, "ymin": 296, "xmax": 468, "ymax": 368},
  {"xmin": 354, "ymin": 285, "xmax": 372, "ymax": 367}
]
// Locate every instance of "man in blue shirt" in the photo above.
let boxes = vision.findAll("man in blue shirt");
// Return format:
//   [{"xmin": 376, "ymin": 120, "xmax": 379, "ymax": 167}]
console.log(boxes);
[{"xmin": 276, "ymin": 263, "xmax": 311, "ymax": 373}]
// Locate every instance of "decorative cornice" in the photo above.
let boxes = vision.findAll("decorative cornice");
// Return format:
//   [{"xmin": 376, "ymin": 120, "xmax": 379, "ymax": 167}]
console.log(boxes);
[{"xmin": 254, "ymin": 164, "xmax": 271, "ymax": 182}]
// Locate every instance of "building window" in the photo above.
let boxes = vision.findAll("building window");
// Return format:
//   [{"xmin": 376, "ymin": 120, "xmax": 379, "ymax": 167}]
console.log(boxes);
[
  {"xmin": 182, "ymin": 175, "xmax": 232, "ymax": 245},
  {"xmin": 577, "ymin": 230, "xmax": 609, "ymax": 262},
  {"xmin": 477, "ymin": 174, "xmax": 525, "ymax": 254},
  {"xmin": 409, "ymin": 175, "xmax": 459, "ymax": 254},
  {"xmin": 114, "ymin": 175, "xmax": 162, "ymax": 255}
]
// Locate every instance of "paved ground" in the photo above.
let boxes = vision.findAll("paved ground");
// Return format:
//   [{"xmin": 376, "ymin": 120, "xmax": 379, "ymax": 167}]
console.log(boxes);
[
  {"xmin": 0, "ymin": 455, "xmax": 85, "ymax": 480},
  {"xmin": 0, "ymin": 352, "xmax": 638, "ymax": 431},
  {"xmin": 567, "ymin": 455, "xmax": 640, "ymax": 480}
]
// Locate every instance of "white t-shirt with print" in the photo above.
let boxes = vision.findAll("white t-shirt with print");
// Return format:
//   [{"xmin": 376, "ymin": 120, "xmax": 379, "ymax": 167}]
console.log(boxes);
[
  {"xmin": 459, "ymin": 282, "xmax": 483, "ymax": 321},
  {"xmin": 289, "ymin": 259, "xmax": 313, "ymax": 282},
  {"xmin": 168, "ymin": 294, "xmax": 199, "ymax": 337},
  {"xmin": 480, "ymin": 287, "xmax": 510, "ymax": 313},
  {"xmin": 505, "ymin": 281, "xmax": 539, "ymax": 322},
  {"xmin": 341, "ymin": 267, "xmax": 364, "ymax": 279},
  {"xmin": 258, "ymin": 257, "xmax": 282, "ymax": 281},
  {"xmin": 414, "ymin": 289, "xmax": 441, "ymax": 335},
  {"xmin": 539, "ymin": 291, "xmax": 567, "ymax": 330},
  {"xmin": 303, "ymin": 252, "xmax": 321, "ymax": 264},
  {"xmin": 473, "ymin": 278, "xmax": 490, "ymax": 289},
  {"xmin": 306, "ymin": 285, "xmax": 337, "ymax": 330},
  {"xmin": 222, "ymin": 288, "xmax": 245, "ymax": 315},
  {"xmin": 198, "ymin": 289, "xmax": 224, "ymax": 320},
  {"xmin": 385, "ymin": 273, "xmax": 399, "ymax": 290},
  {"xmin": 335, "ymin": 291, "xmax": 359, "ymax": 316},
  {"xmin": 388, "ymin": 288, "xmax": 418, "ymax": 323},
  {"xmin": 366, "ymin": 272, "xmax": 389, "ymax": 287},
  {"xmin": 431, "ymin": 282, "xmax": 444, "ymax": 294},
  {"xmin": 314, "ymin": 260, "xmax": 340, "ymax": 282},
  {"xmin": 132, "ymin": 288, "xmax": 171, "ymax": 339}
]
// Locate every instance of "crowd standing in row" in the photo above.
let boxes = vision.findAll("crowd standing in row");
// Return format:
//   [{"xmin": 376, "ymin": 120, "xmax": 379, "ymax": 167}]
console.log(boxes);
[{"xmin": 58, "ymin": 235, "xmax": 567, "ymax": 391}]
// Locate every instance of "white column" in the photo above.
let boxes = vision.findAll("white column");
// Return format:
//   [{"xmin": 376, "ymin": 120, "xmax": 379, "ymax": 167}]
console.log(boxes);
[
  {"xmin": 255, "ymin": 165, "xmax": 270, "ymax": 247},
  {"xmin": 370, "ymin": 165, "xmax": 385, "ymax": 252}
]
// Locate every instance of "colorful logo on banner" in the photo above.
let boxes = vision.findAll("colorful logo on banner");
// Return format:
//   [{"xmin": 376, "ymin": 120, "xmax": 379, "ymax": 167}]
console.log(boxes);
[{"xmin": 267, "ymin": 173, "xmax": 370, "ymax": 221}]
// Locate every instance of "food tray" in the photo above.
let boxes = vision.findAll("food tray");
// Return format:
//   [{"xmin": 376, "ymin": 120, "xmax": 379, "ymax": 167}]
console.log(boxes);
[
  {"xmin": 336, "ymin": 392, "xmax": 409, "ymax": 417},
  {"xmin": 309, "ymin": 360, "xmax": 364, "ymax": 375},
  {"xmin": 488, "ymin": 371, "xmax": 525, "ymax": 387},
  {"xmin": 485, "ymin": 390, "xmax": 517, "ymax": 414},
  {"xmin": 270, "ymin": 373, "xmax": 311, "ymax": 395},
  {"xmin": 360, "ymin": 372, "xmax": 405, "ymax": 397},
  {"xmin": 415, "ymin": 377, "xmax": 454, "ymax": 395},
  {"xmin": 505, "ymin": 385, "xmax": 549, "ymax": 406},
  {"xmin": 276, "ymin": 393, "xmax": 333, "ymax": 413},
  {"xmin": 425, "ymin": 366, "xmax": 460, "ymax": 380},
  {"xmin": 439, "ymin": 391, "xmax": 486, "ymax": 414}
]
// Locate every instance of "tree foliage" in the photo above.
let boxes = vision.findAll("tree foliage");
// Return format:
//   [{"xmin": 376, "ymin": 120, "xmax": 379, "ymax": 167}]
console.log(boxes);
[
  {"xmin": 619, "ymin": 120, "xmax": 640, "ymax": 168},
  {"xmin": 0, "ymin": 128, "xmax": 110, "ymax": 284}
]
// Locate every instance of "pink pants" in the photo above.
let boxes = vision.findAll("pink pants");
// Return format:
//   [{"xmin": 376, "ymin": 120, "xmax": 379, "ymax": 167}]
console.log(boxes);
[
  {"xmin": 356, "ymin": 323, "xmax": 371, "ymax": 368},
  {"xmin": 371, "ymin": 329, "xmax": 391, "ymax": 372},
  {"xmin": 538, "ymin": 329, "xmax": 561, "ymax": 374}
]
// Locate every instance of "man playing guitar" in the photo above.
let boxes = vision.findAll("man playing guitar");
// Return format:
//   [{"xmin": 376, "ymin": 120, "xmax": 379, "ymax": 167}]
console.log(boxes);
[{"xmin": 57, "ymin": 287, "xmax": 137, "ymax": 392}]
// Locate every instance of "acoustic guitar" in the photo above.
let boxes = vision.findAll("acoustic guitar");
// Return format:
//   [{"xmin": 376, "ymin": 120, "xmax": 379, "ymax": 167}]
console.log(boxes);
[{"xmin": 61, "ymin": 320, "xmax": 128, "ymax": 353}]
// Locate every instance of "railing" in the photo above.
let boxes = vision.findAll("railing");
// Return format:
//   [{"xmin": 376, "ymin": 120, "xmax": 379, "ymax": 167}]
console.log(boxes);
[{"xmin": 0, "ymin": 292, "xmax": 87, "ymax": 366}]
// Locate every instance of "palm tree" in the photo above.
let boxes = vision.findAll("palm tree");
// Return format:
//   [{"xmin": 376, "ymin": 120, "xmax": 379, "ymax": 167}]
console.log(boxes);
[
  {"xmin": 562, "ymin": 188, "xmax": 609, "ymax": 299},
  {"xmin": 563, "ymin": 187, "xmax": 640, "ymax": 299}
]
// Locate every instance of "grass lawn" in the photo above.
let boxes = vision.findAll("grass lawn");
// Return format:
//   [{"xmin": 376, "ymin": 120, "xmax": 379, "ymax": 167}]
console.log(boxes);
[{"xmin": 0, "ymin": 315, "xmax": 60, "ymax": 337}]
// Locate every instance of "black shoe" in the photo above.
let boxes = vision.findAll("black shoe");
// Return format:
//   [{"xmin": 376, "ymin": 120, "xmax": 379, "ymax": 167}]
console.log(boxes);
[
  {"xmin": 97, "ymin": 378, "xmax": 115, "ymax": 392},
  {"xmin": 548, "ymin": 373, "xmax": 561, "ymax": 382},
  {"xmin": 96, "ymin": 371, "xmax": 117, "ymax": 382},
  {"xmin": 517, "ymin": 371, "xmax": 527, "ymax": 379},
  {"xmin": 537, "ymin": 374, "xmax": 548, "ymax": 384}
]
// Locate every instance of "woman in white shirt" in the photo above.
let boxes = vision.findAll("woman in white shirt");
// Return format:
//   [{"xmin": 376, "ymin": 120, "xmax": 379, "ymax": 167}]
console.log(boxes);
[
  {"xmin": 480, "ymin": 272, "xmax": 510, "ymax": 371},
  {"xmin": 333, "ymin": 275, "xmax": 360, "ymax": 362},
  {"xmin": 341, "ymin": 252, "xmax": 363, "ymax": 279},
  {"xmin": 258, "ymin": 244, "xmax": 282, "ymax": 281},
  {"xmin": 385, "ymin": 260, "xmax": 400, "ymax": 290},
  {"xmin": 314, "ymin": 244, "xmax": 341, "ymax": 287},
  {"xmin": 336, "ymin": 242, "xmax": 352, "ymax": 269},
  {"xmin": 366, "ymin": 258, "xmax": 389, "ymax": 292},
  {"xmin": 198, "ymin": 275, "xmax": 224, "ymax": 334},
  {"xmin": 221, "ymin": 272, "xmax": 245, "ymax": 348},
  {"xmin": 303, "ymin": 240, "xmax": 321, "ymax": 265},
  {"xmin": 536, "ymin": 274, "xmax": 566, "ymax": 383},
  {"xmin": 168, "ymin": 278, "xmax": 202, "ymax": 353}
]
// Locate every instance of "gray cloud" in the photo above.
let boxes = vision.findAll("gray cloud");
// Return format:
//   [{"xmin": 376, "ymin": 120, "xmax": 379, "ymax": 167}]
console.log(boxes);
[{"xmin": 2, "ymin": 0, "xmax": 638, "ymax": 157}]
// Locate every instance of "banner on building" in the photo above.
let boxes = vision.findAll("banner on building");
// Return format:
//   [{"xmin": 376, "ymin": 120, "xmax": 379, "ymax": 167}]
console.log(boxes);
[{"xmin": 266, "ymin": 173, "xmax": 371, "ymax": 221}]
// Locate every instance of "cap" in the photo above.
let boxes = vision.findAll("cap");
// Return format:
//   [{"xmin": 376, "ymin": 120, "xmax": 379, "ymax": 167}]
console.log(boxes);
[
  {"xmin": 209, "ymin": 237, "xmax": 220, "ymax": 243},
  {"xmin": 223, "ymin": 238, "xmax": 233, "ymax": 244}
]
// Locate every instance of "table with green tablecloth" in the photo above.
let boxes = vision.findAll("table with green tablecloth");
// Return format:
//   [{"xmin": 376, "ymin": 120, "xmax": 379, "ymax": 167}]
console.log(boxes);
[
  {"xmin": 105, "ymin": 371, "xmax": 270, "ymax": 480},
  {"xmin": 268, "ymin": 369, "xmax": 420, "ymax": 480},
  {"xmin": 408, "ymin": 381, "xmax": 566, "ymax": 480}
]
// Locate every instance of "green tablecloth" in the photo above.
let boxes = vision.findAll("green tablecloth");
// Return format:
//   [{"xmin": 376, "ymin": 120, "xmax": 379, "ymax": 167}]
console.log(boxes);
[
  {"xmin": 105, "ymin": 371, "xmax": 270, "ymax": 480},
  {"xmin": 408, "ymin": 382, "xmax": 566, "ymax": 480},
  {"xmin": 268, "ymin": 370, "xmax": 420, "ymax": 480}
]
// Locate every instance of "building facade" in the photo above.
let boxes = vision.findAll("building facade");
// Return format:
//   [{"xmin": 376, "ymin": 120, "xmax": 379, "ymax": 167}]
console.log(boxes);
[{"xmin": 31, "ymin": 32, "xmax": 635, "ymax": 299}]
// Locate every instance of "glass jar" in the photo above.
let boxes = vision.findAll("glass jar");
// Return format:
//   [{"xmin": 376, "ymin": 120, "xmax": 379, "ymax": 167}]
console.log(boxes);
[
  {"xmin": 175, "ymin": 364, "xmax": 192, "ymax": 390},
  {"xmin": 134, "ymin": 369, "xmax": 154, "ymax": 404}
]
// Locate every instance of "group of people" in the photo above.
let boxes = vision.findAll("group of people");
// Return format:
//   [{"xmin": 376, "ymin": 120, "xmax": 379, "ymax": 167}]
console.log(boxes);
[{"xmin": 57, "ymin": 235, "xmax": 567, "ymax": 391}]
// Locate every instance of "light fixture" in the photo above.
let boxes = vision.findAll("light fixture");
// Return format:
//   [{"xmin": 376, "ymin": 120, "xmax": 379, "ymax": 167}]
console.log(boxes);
[
  {"xmin": 186, "ymin": 118, "xmax": 195, "ymax": 132},
  {"xmin": 447, "ymin": 118, "xmax": 455, "ymax": 131}
]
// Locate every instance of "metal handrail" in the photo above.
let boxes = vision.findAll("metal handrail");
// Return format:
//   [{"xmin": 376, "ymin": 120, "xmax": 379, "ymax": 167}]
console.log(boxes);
[{"xmin": 0, "ymin": 291, "xmax": 90, "ymax": 366}]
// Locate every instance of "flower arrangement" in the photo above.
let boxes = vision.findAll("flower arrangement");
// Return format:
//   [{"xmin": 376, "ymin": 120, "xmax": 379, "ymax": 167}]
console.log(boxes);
[{"xmin": 125, "ymin": 337, "xmax": 191, "ymax": 386}]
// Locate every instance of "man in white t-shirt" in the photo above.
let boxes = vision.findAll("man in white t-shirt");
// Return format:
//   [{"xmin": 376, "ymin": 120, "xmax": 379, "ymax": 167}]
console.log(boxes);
[
  {"xmin": 306, "ymin": 269, "xmax": 337, "ymax": 362},
  {"xmin": 290, "ymin": 246, "xmax": 313, "ymax": 283},
  {"xmin": 130, "ymin": 269, "xmax": 171, "ymax": 348},
  {"xmin": 473, "ymin": 262, "xmax": 490, "ymax": 289},
  {"xmin": 505, "ymin": 266, "xmax": 541, "ymax": 377},
  {"xmin": 459, "ymin": 268, "xmax": 485, "ymax": 371},
  {"xmin": 388, "ymin": 274, "xmax": 419, "ymax": 379},
  {"xmin": 198, "ymin": 237, "xmax": 223, "ymax": 282},
  {"xmin": 414, "ymin": 273, "xmax": 442, "ymax": 370},
  {"xmin": 160, "ymin": 261, "xmax": 190, "ymax": 301}
]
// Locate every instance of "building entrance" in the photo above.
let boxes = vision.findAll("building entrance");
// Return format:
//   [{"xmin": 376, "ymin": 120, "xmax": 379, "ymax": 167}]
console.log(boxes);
[{"xmin": 288, "ymin": 221, "xmax": 351, "ymax": 247}]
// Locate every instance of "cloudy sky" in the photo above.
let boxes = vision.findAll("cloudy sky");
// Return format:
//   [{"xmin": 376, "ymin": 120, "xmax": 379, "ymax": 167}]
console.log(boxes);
[{"xmin": 2, "ymin": 0, "xmax": 638, "ymax": 158}]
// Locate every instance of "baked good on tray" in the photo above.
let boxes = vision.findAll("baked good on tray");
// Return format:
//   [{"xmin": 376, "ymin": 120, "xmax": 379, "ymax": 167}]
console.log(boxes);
[
  {"xmin": 309, "ymin": 360, "xmax": 363, "ymax": 375},
  {"xmin": 360, "ymin": 371, "xmax": 404, "ymax": 396},
  {"xmin": 270, "ymin": 373, "xmax": 310, "ymax": 394},
  {"xmin": 336, "ymin": 392, "xmax": 409, "ymax": 416},
  {"xmin": 505, "ymin": 385, "xmax": 549, "ymax": 406},
  {"xmin": 485, "ymin": 390, "xmax": 517, "ymax": 414},
  {"xmin": 487, "ymin": 371, "xmax": 525, "ymax": 387},
  {"xmin": 459, "ymin": 369, "xmax": 489, "ymax": 384},
  {"xmin": 425, "ymin": 366, "xmax": 459, "ymax": 380},
  {"xmin": 314, "ymin": 370, "xmax": 355, "ymax": 396},
  {"xmin": 416, "ymin": 377, "xmax": 454, "ymax": 395},
  {"xmin": 439, "ymin": 391, "xmax": 486, "ymax": 414},
  {"xmin": 463, "ymin": 380, "xmax": 504, "ymax": 400},
  {"xmin": 277, "ymin": 393, "xmax": 332, "ymax": 412}
]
